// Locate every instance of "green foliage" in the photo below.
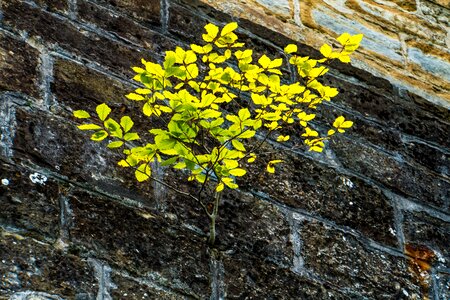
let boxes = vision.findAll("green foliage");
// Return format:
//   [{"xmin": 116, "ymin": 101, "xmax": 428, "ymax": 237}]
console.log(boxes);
[{"xmin": 73, "ymin": 22, "xmax": 362, "ymax": 245}]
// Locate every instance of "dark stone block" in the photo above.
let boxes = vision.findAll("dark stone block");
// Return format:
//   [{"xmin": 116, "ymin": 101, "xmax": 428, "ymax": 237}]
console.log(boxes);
[
  {"xmin": 404, "ymin": 140, "xmax": 449, "ymax": 177},
  {"xmin": 2, "ymin": 0, "xmax": 146, "ymax": 78},
  {"xmin": 0, "ymin": 32, "xmax": 40, "ymax": 98},
  {"xmin": 52, "ymin": 58, "xmax": 165, "ymax": 147},
  {"xmin": 68, "ymin": 190, "xmax": 210, "ymax": 298},
  {"xmin": 110, "ymin": 272, "xmax": 184, "ymax": 299},
  {"xmin": 403, "ymin": 211, "xmax": 450, "ymax": 262},
  {"xmin": 168, "ymin": 3, "xmax": 208, "ymax": 45},
  {"xmin": 0, "ymin": 231, "xmax": 96, "ymax": 297},
  {"xmin": 78, "ymin": 1, "xmax": 179, "ymax": 51},
  {"xmin": 331, "ymin": 136, "xmax": 449, "ymax": 210},
  {"xmin": 237, "ymin": 143, "xmax": 398, "ymax": 247},
  {"xmin": 35, "ymin": 0, "xmax": 69, "ymax": 13},
  {"xmin": 90, "ymin": 0, "xmax": 161, "ymax": 27},
  {"xmin": 318, "ymin": 103, "xmax": 404, "ymax": 153},
  {"xmin": 0, "ymin": 160, "xmax": 60, "ymax": 240},
  {"xmin": 218, "ymin": 190, "xmax": 292, "ymax": 261},
  {"xmin": 321, "ymin": 73, "xmax": 450, "ymax": 148},
  {"xmin": 300, "ymin": 220, "xmax": 421, "ymax": 299},
  {"xmin": 222, "ymin": 254, "xmax": 349, "ymax": 299},
  {"xmin": 12, "ymin": 107, "xmax": 158, "ymax": 205},
  {"xmin": 436, "ymin": 271, "xmax": 450, "ymax": 300}
]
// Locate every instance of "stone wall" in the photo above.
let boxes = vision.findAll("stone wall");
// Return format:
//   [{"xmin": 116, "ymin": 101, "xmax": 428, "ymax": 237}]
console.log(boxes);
[
  {"xmin": 0, "ymin": 0, "xmax": 449, "ymax": 299},
  {"xmin": 198, "ymin": 0, "xmax": 450, "ymax": 107}
]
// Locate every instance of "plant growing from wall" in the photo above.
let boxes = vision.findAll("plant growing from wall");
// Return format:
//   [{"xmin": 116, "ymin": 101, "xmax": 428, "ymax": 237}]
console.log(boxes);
[{"xmin": 73, "ymin": 22, "xmax": 362, "ymax": 246}]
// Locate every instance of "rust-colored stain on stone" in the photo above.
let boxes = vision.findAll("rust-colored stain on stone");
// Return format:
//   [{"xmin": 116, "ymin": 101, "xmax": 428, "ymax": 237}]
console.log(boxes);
[{"xmin": 405, "ymin": 243, "xmax": 437, "ymax": 299}]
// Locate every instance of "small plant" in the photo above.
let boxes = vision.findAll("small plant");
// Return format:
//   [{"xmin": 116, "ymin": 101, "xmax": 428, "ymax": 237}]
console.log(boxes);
[{"xmin": 73, "ymin": 22, "xmax": 362, "ymax": 246}]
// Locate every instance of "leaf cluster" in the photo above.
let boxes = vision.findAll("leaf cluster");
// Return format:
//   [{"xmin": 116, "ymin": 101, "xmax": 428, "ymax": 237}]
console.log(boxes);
[{"xmin": 74, "ymin": 22, "xmax": 362, "ymax": 195}]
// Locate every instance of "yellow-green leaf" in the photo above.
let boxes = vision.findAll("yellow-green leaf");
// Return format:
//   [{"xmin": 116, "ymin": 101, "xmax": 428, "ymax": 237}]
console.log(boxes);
[
  {"xmin": 320, "ymin": 44, "xmax": 332, "ymax": 58},
  {"xmin": 91, "ymin": 130, "xmax": 108, "ymax": 141},
  {"xmin": 284, "ymin": 44, "xmax": 297, "ymax": 54},
  {"xmin": 231, "ymin": 139, "xmax": 246, "ymax": 152},
  {"xmin": 276, "ymin": 135, "xmax": 290, "ymax": 142},
  {"xmin": 266, "ymin": 160, "xmax": 283, "ymax": 174},
  {"xmin": 126, "ymin": 93, "xmax": 145, "ymax": 101},
  {"xmin": 221, "ymin": 22, "xmax": 238, "ymax": 36},
  {"xmin": 77, "ymin": 124, "xmax": 102, "ymax": 130},
  {"xmin": 203, "ymin": 23, "xmax": 219, "ymax": 42},
  {"xmin": 229, "ymin": 168, "xmax": 246, "ymax": 177},
  {"xmin": 120, "ymin": 116, "xmax": 134, "ymax": 133},
  {"xmin": 336, "ymin": 33, "xmax": 351, "ymax": 45},
  {"xmin": 215, "ymin": 182, "xmax": 224, "ymax": 192},
  {"xmin": 124, "ymin": 132, "xmax": 140, "ymax": 141},
  {"xmin": 96, "ymin": 103, "xmax": 111, "ymax": 121},
  {"xmin": 73, "ymin": 110, "xmax": 90, "ymax": 119},
  {"xmin": 135, "ymin": 163, "xmax": 151, "ymax": 182},
  {"xmin": 107, "ymin": 141, "xmax": 124, "ymax": 149}
]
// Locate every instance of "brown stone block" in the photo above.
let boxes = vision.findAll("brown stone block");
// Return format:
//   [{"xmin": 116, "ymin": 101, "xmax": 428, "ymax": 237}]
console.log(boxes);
[
  {"xmin": 0, "ymin": 160, "xmax": 60, "ymax": 240},
  {"xmin": 237, "ymin": 143, "xmax": 398, "ymax": 247},
  {"xmin": 35, "ymin": 0, "xmax": 69, "ymax": 13},
  {"xmin": 0, "ymin": 231, "xmax": 97, "ymax": 298},
  {"xmin": 52, "ymin": 58, "xmax": 129, "ymax": 110},
  {"xmin": 2, "ymin": 0, "xmax": 146, "ymax": 77},
  {"xmin": 300, "ymin": 220, "xmax": 421, "ymax": 298},
  {"xmin": 403, "ymin": 211, "xmax": 450, "ymax": 262},
  {"xmin": 78, "ymin": 0, "xmax": 179, "ymax": 51},
  {"xmin": 0, "ymin": 32, "xmax": 40, "ymax": 98},
  {"xmin": 90, "ymin": 0, "xmax": 161, "ymax": 26},
  {"xmin": 331, "ymin": 136, "xmax": 450, "ymax": 210},
  {"xmin": 68, "ymin": 190, "xmax": 210, "ymax": 298}
]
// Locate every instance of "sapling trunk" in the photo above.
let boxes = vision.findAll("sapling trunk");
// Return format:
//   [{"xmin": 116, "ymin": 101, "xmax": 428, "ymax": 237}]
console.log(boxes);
[{"xmin": 208, "ymin": 192, "xmax": 222, "ymax": 246}]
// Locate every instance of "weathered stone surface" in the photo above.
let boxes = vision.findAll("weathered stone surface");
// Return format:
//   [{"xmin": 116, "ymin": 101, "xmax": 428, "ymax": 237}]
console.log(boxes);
[
  {"xmin": 332, "ymin": 135, "xmax": 450, "ymax": 210},
  {"xmin": 168, "ymin": 3, "xmax": 211, "ymax": 44},
  {"xmin": 436, "ymin": 271, "xmax": 450, "ymax": 300},
  {"xmin": 110, "ymin": 272, "xmax": 185, "ymax": 299},
  {"xmin": 238, "ymin": 143, "xmax": 398, "ymax": 247},
  {"xmin": 300, "ymin": 220, "xmax": 422, "ymax": 299},
  {"xmin": 403, "ymin": 211, "xmax": 450, "ymax": 262},
  {"xmin": 12, "ymin": 107, "xmax": 157, "ymax": 206},
  {"xmin": 2, "ymin": 0, "xmax": 145, "ymax": 77},
  {"xmin": 222, "ymin": 255, "xmax": 349, "ymax": 299},
  {"xmin": 35, "ymin": 0, "xmax": 69, "ymax": 13},
  {"xmin": 403, "ymin": 140, "xmax": 450, "ymax": 177},
  {"xmin": 0, "ymin": 160, "xmax": 60, "ymax": 240},
  {"xmin": 322, "ymin": 73, "xmax": 450, "ymax": 148},
  {"xmin": 0, "ymin": 32, "xmax": 40, "ymax": 98},
  {"xmin": 91, "ymin": 0, "xmax": 161, "ymax": 26},
  {"xmin": 78, "ymin": 0, "xmax": 179, "ymax": 51},
  {"xmin": 52, "ymin": 58, "xmax": 129, "ymax": 110},
  {"xmin": 194, "ymin": 0, "xmax": 450, "ymax": 103},
  {"xmin": 0, "ymin": 230, "xmax": 96, "ymax": 298},
  {"xmin": 68, "ymin": 190, "xmax": 210, "ymax": 298}
]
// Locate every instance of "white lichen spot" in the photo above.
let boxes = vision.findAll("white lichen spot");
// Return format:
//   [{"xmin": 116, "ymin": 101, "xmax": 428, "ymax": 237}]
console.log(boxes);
[
  {"xmin": 1, "ymin": 178, "xmax": 9, "ymax": 186},
  {"xmin": 29, "ymin": 172, "xmax": 47, "ymax": 185},
  {"xmin": 342, "ymin": 177, "xmax": 354, "ymax": 188}
]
